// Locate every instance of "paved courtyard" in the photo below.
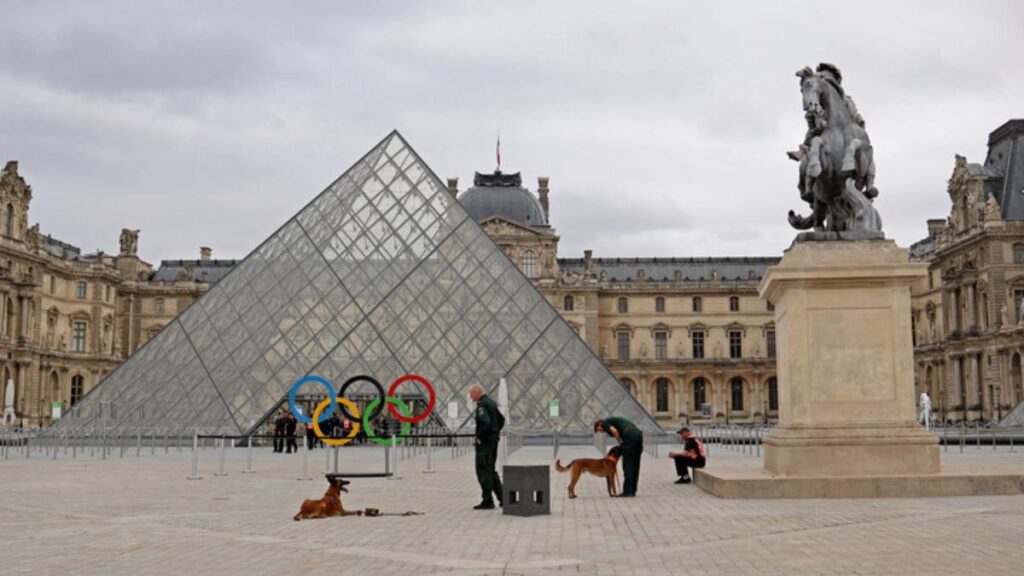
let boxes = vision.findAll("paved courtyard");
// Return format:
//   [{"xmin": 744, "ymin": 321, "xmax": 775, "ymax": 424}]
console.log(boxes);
[{"xmin": 2, "ymin": 440, "xmax": 1024, "ymax": 575}]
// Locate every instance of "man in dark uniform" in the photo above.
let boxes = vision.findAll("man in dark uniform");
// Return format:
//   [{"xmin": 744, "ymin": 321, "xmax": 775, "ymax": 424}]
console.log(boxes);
[
  {"xmin": 594, "ymin": 416, "xmax": 643, "ymax": 497},
  {"xmin": 284, "ymin": 412, "xmax": 298, "ymax": 454},
  {"xmin": 470, "ymin": 384, "xmax": 504, "ymax": 510},
  {"xmin": 668, "ymin": 427, "xmax": 706, "ymax": 484},
  {"xmin": 272, "ymin": 410, "xmax": 286, "ymax": 453}
]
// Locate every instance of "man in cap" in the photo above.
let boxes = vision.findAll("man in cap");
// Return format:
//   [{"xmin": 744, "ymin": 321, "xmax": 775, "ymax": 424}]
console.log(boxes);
[{"xmin": 668, "ymin": 427, "xmax": 706, "ymax": 484}]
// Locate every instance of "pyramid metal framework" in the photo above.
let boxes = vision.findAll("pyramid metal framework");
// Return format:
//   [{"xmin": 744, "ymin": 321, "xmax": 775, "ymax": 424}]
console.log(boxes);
[{"xmin": 53, "ymin": 132, "xmax": 658, "ymax": 436}]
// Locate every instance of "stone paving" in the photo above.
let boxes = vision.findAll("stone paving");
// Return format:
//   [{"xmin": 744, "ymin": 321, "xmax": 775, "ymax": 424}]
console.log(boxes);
[{"xmin": 2, "ymin": 439, "xmax": 1024, "ymax": 575}]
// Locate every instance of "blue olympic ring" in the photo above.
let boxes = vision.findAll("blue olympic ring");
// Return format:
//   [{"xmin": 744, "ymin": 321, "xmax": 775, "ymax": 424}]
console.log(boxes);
[{"xmin": 288, "ymin": 375, "xmax": 337, "ymax": 425}]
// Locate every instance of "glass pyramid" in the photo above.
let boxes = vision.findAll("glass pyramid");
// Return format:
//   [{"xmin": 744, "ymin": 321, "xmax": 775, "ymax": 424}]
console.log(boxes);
[{"xmin": 53, "ymin": 132, "xmax": 659, "ymax": 436}]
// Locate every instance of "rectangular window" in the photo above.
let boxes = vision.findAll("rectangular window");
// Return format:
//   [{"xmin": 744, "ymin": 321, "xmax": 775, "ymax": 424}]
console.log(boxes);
[
  {"xmin": 617, "ymin": 332, "xmax": 630, "ymax": 361},
  {"xmin": 73, "ymin": 321, "xmax": 87, "ymax": 352},
  {"xmin": 767, "ymin": 330, "xmax": 776, "ymax": 358},
  {"xmin": 49, "ymin": 276, "xmax": 55, "ymax": 294},
  {"xmin": 76, "ymin": 281, "xmax": 87, "ymax": 300},
  {"xmin": 729, "ymin": 330, "xmax": 742, "ymax": 359},
  {"xmin": 655, "ymin": 297, "xmax": 665, "ymax": 313},
  {"xmin": 691, "ymin": 331, "xmax": 705, "ymax": 359},
  {"xmin": 729, "ymin": 296, "xmax": 740, "ymax": 312},
  {"xmin": 655, "ymin": 332, "xmax": 667, "ymax": 360},
  {"xmin": 692, "ymin": 297, "xmax": 702, "ymax": 312}
]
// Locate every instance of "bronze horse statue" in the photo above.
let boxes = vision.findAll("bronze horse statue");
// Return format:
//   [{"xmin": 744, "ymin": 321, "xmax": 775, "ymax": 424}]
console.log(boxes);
[{"xmin": 788, "ymin": 64, "xmax": 882, "ymax": 235}]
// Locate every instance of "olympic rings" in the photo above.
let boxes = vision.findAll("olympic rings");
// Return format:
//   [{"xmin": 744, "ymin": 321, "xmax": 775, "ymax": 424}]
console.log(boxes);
[
  {"xmin": 387, "ymin": 374, "xmax": 435, "ymax": 423},
  {"xmin": 288, "ymin": 375, "xmax": 336, "ymax": 425},
  {"xmin": 312, "ymin": 397, "xmax": 362, "ymax": 447},
  {"xmin": 362, "ymin": 397, "xmax": 411, "ymax": 446},
  {"xmin": 287, "ymin": 373, "xmax": 435, "ymax": 444}
]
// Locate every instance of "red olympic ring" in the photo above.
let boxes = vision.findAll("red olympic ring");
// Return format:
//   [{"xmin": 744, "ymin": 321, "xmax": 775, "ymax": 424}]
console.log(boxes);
[{"xmin": 387, "ymin": 374, "xmax": 435, "ymax": 423}]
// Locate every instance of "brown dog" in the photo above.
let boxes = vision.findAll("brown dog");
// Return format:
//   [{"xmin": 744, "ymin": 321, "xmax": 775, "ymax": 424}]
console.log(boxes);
[
  {"xmin": 293, "ymin": 477, "xmax": 362, "ymax": 521},
  {"xmin": 555, "ymin": 446, "xmax": 622, "ymax": 498}
]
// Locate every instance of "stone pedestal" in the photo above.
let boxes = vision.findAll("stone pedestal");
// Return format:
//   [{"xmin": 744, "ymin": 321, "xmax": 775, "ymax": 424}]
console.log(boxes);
[{"xmin": 759, "ymin": 240, "xmax": 938, "ymax": 477}]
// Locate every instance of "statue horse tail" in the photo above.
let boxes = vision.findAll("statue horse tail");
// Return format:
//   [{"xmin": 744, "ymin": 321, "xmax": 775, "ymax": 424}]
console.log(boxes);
[{"xmin": 787, "ymin": 209, "xmax": 816, "ymax": 230}]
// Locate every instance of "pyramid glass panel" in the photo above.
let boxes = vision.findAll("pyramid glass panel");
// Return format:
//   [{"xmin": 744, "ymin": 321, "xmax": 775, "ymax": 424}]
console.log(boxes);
[{"xmin": 52, "ymin": 131, "xmax": 657, "ymax": 437}]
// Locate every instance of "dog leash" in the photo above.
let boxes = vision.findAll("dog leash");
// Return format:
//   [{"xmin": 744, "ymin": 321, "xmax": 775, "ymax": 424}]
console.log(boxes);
[{"xmin": 362, "ymin": 508, "xmax": 424, "ymax": 517}]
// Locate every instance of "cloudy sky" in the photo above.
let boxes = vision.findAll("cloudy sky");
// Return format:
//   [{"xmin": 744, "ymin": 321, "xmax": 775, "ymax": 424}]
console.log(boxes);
[{"xmin": 2, "ymin": 1, "xmax": 1022, "ymax": 264}]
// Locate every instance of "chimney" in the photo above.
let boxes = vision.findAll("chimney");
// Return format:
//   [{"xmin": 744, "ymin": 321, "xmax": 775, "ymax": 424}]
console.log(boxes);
[
  {"xmin": 537, "ymin": 177, "xmax": 550, "ymax": 222},
  {"xmin": 200, "ymin": 246, "xmax": 212, "ymax": 261},
  {"xmin": 446, "ymin": 177, "xmax": 459, "ymax": 198},
  {"xmin": 926, "ymin": 219, "xmax": 945, "ymax": 239}
]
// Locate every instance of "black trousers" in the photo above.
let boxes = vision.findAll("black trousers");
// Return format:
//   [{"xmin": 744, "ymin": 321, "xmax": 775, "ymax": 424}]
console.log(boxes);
[
  {"xmin": 286, "ymin": 436, "xmax": 297, "ymax": 453},
  {"xmin": 475, "ymin": 440, "xmax": 503, "ymax": 504},
  {"xmin": 273, "ymin": 433, "xmax": 283, "ymax": 453},
  {"xmin": 673, "ymin": 455, "xmax": 706, "ymax": 477},
  {"xmin": 620, "ymin": 428, "xmax": 643, "ymax": 496}
]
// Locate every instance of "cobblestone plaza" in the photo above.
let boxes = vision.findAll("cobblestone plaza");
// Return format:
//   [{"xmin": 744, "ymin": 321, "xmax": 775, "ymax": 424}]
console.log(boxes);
[{"xmin": 2, "ymin": 444, "xmax": 1023, "ymax": 575}]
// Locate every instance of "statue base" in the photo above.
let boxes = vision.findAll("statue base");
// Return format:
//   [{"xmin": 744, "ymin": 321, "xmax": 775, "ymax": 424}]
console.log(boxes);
[
  {"xmin": 759, "ymin": 239, "xmax": 938, "ymax": 477},
  {"xmin": 793, "ymin": 230, "xmax": 885, "ymax": 243}
]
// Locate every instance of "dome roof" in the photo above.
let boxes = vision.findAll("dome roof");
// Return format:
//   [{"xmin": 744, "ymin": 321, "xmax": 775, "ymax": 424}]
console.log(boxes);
[{"xmin": 459, "ymin": 171, "xmax": 548, "ymax": 227}]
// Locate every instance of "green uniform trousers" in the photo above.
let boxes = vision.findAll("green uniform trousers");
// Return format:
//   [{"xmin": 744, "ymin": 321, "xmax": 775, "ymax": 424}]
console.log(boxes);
[
  {"xmin": 620, "ymin": 427, "xmax": 643, "ymax": 496},
  {"xmin": 475, "ymin": 441, "xmax": 503, "ymax": 505}
]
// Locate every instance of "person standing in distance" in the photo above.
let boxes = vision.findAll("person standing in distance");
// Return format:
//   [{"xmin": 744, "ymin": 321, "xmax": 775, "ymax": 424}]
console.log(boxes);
[
  {"xmin": 594, "ymin": 416, "xmax": 643, "ymax": 497},
  {"xmin": 470, "ymin": 384, "xmax": 505, "ymax": 510}
]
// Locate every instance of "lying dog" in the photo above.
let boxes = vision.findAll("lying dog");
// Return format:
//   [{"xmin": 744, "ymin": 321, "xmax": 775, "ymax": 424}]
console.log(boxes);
[
  {"xmin": 293, "ymin": 476, "xmax": 362, "ymax": 521},
  {"xmin": 555, "ymin": 446, "xmax": 622, "ymax": 498}
]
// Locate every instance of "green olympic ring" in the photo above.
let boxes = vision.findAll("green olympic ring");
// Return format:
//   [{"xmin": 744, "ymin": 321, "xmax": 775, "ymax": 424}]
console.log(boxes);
[{"xmin": 363, "ymin": 396, "xmax": 412, "ymax": 446}]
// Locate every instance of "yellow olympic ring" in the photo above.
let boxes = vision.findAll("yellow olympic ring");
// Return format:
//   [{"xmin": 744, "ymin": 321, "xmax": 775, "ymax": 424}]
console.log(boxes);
[{"xmin": 312, "ymin": 397, "xmax": 362, "ymax": 446}]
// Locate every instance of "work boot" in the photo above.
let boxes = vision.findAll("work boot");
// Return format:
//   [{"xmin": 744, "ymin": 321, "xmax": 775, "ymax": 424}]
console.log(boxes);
[{"xmin": 473, "ymin": 502, "xmax": 496, "ymax": 510}]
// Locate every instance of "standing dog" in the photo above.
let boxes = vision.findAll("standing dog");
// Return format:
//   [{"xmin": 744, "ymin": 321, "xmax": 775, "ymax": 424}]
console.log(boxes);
[
  {"xmin": 555, "ymin": 446, "xmax": 622, "ymax": 498},
  {"xmin": 293, "ymin": 476, "xmax": 362, "ymax": 521}
]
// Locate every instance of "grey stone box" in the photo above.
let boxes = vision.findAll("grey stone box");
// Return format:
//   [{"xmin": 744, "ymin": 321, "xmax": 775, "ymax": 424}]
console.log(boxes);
[{"xmin": 503, "ymin": 465, "xmax": 550, "ymax": 517}]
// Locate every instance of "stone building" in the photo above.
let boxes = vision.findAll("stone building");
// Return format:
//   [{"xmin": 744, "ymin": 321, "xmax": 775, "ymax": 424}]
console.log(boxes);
[
  {"xmin": 455, "ymin": 170, "xmax": 780, "ymax": 428},
  {"xmin": 910, "ymin": 119, "xmax": 1024, "ymax": 424},
  {"xmin": 0, "ymin": 161, "xmax": 235, "ymax": 428}
]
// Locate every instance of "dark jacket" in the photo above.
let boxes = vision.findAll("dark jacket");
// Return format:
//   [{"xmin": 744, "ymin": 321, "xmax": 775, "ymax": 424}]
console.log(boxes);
[{"xmin": 474, "ymin": 394, "xmax": 505, "ymax": 445}]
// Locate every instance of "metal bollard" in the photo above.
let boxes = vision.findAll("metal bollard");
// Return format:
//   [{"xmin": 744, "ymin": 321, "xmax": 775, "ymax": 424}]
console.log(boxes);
[
  {"xmin": 424, "ymin": 436, "xmax": 435, "ymax": 473},
  {"xmin": 332, "ymin": 445, "xmax": 339, "ymax": 474},
  {"xmin": 976, "ymin": 425, "xmax": 981, "ymax": 450},
  {"xmin": 164, "ymin": 432, "xmax": 169, "ymax": 454},
  {"xmin": 244, "ymin": 437, "xmax": 255, "ymax": 474},
  {"xmin": 1011, "ymin": 433, "xmax": 1016, "ymax": 453},
  {"xmin": 387, "ymin": 434, "xmax": 399, "ymax": 480},
  {"xmin": 756, "ymin": 427, "xmax": 761, "ymax": 458},
  {"xmin": 187, "ymin": 432, "xmax": 202, "ymax": 480},
  {"xmin": 297, "ymin": 435, "xmax": 312, "ymax": 481},
  {"xmin": 214, "ymin": 437, "xmax": 228, "ymax": 476},
  {"xmin": 101, "ymin": 430, "xmax": 106, "ymax": 460},
  {"xmin": 324, "ymin": 443, "xmax": 331, "ymax": 473},
  {"xmin": 959, "ymin": 424, "xmax": 965, "ymax": 453},
  {"xmin": 150, "ymin": 432, "xmax": 155, "ymax": 456},
  {"xmin": 136, "ymin": 431, "xmax": 142, "ymax": 457},
  {"xmin": 943, "ymin": 426, "xmax": 948, "ymax": 453},
  {"xmin": 993, "ymin": 428, "xmax": 998, "ymax": 452}
]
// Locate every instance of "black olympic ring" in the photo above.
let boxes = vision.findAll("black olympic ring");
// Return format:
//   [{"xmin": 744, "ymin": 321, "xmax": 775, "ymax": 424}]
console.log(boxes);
[{"xmin": 337, "ymin": 375, "xmax": 386, "ymax": 422}]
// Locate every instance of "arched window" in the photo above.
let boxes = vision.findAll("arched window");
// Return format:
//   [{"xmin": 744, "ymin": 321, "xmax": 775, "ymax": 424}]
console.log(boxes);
[
  {"xmin": 4, "ymin": 203, "xmax": 13, "ymax": 237},
  {"xmin": 768, "ymin": 377, "xmax": 779, "ymax": 411},
  {"xmin": 617, "ymin": 297, "xmax": 628, "ymax": 314},
  {"xmin": 692, "ymin": 296, "xmax": 702, "ymax": 312},
  {"xmin": 655, "ymin": 297, "xmax": 665, "ymax": 313},
  {"xmin": 1014, "ymin": 244, "xmax": 1024, "ymax": 264},
  {"xmin": 563, "ymin": 295, "xmax": 574, "ymax": 311},
  {"xmin": 155, "ymin": 298, "xmax": 165, "ymax": 314},
  {"xmin": 521, "ymin": 250, "xmax": 538, "ymax": 278},
  {"xmin": 655, "ymin": 378, "xmax": 670, "ymax": 412},
  {"xmin": 730, "ymin": 377, "xmax": 744, "ymax": 411},
  {"xmin": 693, "ymin": 378, "xmax": 707, "ymax": 410},
  {"xmin": 620, "ymin": 378, "xmax": 635, "ymax": 396},
  {"xmin": 70, "ymin": 375, "xmax": 85, "ymax": 407},
  {"xmin": 729, "ymin": 296, "xmax": 740, "ymax": 312}
]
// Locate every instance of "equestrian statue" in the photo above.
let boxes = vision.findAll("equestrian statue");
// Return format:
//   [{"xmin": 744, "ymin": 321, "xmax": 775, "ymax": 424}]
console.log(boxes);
[{"xmin": 787, "ymin": 63, "xmax": 883, "ymax": 237}]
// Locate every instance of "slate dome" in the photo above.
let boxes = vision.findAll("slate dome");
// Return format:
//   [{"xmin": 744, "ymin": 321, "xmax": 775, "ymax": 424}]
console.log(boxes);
[{"xmin": 459, "ymin": 171, "xmax": 548, "ymax": 227}]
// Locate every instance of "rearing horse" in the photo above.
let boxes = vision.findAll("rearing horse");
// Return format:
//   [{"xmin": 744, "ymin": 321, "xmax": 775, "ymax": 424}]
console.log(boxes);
[{"xmin": 788, "ymin": 66, "xmax": 881, "ymax": 234}]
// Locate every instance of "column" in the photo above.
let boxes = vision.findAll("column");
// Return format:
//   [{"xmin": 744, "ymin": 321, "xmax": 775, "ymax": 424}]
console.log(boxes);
[
  {"xmin": 951, "ymin": 356, "xmax": 962, "ymax": 420},
  {"xmin": 969, "ymin": 354, "xmax": 981, "ymax": 419},
  {"xmin": 965, "ymin": 283, "xmax": 977, "ymax": 330},
  {"xmin": 944, "ymin": 289, "xmax": 956, "ymax": 335}
]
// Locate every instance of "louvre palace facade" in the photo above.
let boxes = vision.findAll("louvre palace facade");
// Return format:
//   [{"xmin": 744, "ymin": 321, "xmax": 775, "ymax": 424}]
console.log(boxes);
[{"xmin": 5, "ymin": 119, "xmax": 1024, "ymax": 429}]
